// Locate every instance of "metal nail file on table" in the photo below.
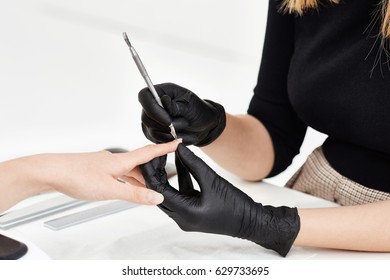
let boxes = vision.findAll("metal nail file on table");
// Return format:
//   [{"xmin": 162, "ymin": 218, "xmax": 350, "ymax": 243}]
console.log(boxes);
[
  {"xmin": 0, "ymin": 196, "xmax": 89, "ymax": 230},
  {"xmin": 44, "ymin": 201, "xmax": 139, "ymax": 230},
  {"xmin": 122, "ymin": 32, "xmax": 177, "ymax": 139}
]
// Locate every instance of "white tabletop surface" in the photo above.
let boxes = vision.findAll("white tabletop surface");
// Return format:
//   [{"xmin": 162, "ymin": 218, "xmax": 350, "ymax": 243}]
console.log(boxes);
[{"xmin": 2, "ymin": 170, "xmax": 390, "ymax": 260}]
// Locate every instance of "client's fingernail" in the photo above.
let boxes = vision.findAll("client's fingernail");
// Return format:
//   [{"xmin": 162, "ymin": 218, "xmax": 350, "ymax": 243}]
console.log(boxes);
[
  {"xmin": 148, "ymin": 192, "xmax": 164, "ymax": 204},
  {"xmin": 175, "ymin": 138, "xmax": 183, "ymax": 143}
]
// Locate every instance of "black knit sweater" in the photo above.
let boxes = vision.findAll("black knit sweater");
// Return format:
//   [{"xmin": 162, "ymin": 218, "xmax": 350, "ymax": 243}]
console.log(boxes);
[{"xmin": 248, "ymin": 0, "xmax": 390, "ymax": 192}]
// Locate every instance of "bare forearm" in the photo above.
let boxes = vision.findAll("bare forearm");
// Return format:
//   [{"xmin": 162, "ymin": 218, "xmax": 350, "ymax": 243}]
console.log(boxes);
[
  {"xmin": 0, "ymin": 156, "xmax": 52, "ymax": 213},
  {"xmin": 295, "ymin": 200, "xmax": 390, "ymax": 251},
  {"xmin": 202, "ymin": 113, "xmax": 274, "ymax": 181}
]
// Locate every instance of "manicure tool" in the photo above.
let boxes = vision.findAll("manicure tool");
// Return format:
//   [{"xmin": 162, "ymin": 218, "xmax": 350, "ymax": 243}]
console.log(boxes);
[{"xmin": 122, "ymin": 32, "xmax": 177, "ymax": 139}]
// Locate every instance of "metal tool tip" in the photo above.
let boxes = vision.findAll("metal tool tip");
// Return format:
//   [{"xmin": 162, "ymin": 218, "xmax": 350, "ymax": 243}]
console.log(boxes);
[{"xmin": 122, "ymin": 32, "xmax": 132, "ymax": 47}]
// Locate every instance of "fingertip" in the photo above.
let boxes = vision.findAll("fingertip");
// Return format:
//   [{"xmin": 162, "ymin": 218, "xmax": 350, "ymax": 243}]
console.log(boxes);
[
  {"xmin": 124, "ymin": 182, "xmax": 164, "ymax": 205},
  {"xmin": 147, "ymin": 191, "xmax": 164, "ymax": 204},
  {"xmin": 176, "ymin": 144, "xmax": 213, "ymax": 191},
  {"xmin": 161, "ymin": 94, "xmax": 171, "ymax": 104},
  {"xmin": 138, "ymin": 87, "xmax": 151, "ymax": 102},
  {"xmin": 161, "ymin": 138, "xmax": 182, "ymax": 153},
  {"xmin": 171, "ymin": 138, "xmax": 182, "ymax": 148}
]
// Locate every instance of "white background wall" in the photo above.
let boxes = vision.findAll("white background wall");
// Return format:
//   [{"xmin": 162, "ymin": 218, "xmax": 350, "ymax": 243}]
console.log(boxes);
[{"xmin": 0, "ymin": 0, "xmax": 326, "ymax": 186}]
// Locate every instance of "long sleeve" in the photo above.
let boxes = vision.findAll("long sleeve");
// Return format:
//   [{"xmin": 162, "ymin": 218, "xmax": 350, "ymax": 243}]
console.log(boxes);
[{"xmin": 247, "ymin": 0, "xmax": 307, "ymax": 177}]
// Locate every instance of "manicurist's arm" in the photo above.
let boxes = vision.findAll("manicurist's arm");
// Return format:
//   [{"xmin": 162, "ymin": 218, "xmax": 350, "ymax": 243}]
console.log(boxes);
[
  {"xmin": 296, "ymin": 200, "xmax": 390, "ymax": 251},
  {"xmin": 201, "ymin": 113, "xmax": 274, "ymax": 181}
]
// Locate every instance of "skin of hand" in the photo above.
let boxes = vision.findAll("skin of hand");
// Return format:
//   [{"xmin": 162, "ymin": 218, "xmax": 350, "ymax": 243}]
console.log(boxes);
[
  {"xmin": 140, "ymin": 144, "xmax": 300, "ymax": 257},
  {"xmin": 0, "ymin": 140, "xmax": 180, "ymax": 213},
  {"xmin": 138, "ymin": 83, "xmax": 226, "ymax": 146},
  {"xmin": 295, "ymin": 200, "xmax": 390, "ymax": 252},
  {"xmin": 202, "ymin": 113, "xmax": 274, "ymax": 181}
]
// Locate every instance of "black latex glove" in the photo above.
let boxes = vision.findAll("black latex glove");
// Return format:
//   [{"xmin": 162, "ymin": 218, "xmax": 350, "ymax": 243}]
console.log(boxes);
[
  {"xmin": 138, "ymin": 83, "xmax": 226, "ymax": 146},
  {"xmin": 140, "ymin": 144, "xmax": 301, "ymax": 257}
]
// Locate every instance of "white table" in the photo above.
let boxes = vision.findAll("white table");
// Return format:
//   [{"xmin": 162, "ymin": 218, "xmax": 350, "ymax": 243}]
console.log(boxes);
[{"xmin": 3, "ymin": 170, "xmax": 390, "ymax": 260}]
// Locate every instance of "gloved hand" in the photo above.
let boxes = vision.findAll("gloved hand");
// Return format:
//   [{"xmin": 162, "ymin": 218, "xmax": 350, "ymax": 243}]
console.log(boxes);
[
  {"xmin": 138, "ymin": 83, "xmax": 226, "ymax": 146},
  {"xmin": 140, "ymin": 144, "xmax": 300, "ymax": 257}
]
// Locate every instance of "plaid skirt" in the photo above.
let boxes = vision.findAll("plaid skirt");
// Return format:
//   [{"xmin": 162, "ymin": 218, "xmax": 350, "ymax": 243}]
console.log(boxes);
[{"xmin": 286, "ymin": 147, "xmax": 390, "ymax": 206}]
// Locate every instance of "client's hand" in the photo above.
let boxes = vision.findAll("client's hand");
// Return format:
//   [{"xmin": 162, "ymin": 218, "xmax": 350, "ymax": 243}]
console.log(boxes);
[
  {"xmin": 0, "ymin": 141, "xmax": 180, "ymax": 213},
  {"xmin": 140, "ymin": 144, "xmax": 300, "ymax": 257}
]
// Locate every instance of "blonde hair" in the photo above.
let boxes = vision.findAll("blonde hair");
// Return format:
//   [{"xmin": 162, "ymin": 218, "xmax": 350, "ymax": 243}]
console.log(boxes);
[{"xmin": 281, "ymin": 0, "xmax": 390, "ymax": 38}]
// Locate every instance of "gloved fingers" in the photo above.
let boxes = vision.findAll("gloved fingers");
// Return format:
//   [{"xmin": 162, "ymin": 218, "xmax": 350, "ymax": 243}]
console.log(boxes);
[
  {"xmin": 161, "ymin": 95, "xmax": 190, "ymax": 118},
  {"xmin": 171, "ymin": 118, "xmax": 199, "ymax": 145},
  {"xmin": 161, "ymin": 95, "xmax": 176, "ymax": 116},
  {"xmin": 172, "ymin": 133, "xmax": 200, "ymax": 146},
  {"xmin": 142, "ymin": 115, "xmax": 198, "ymax": 146},
  {"xmin": 141, "ymin": 123, "xmax": 174, "ymax": 144},
  {"xmin": 171, "ymin": 117, "xmax": 190, "ymax": 131},
  {"xmin": 176, "ymin": 144, "xmax": 216, "ymax": 193},
  {"xmin": 141, "ymin": 110, "xmax": 169, "ymax": 129},
  {"xmin": 175, "ymin": 153, "xmax": 197, "ymax": 195},
  {"xmin": 155, "ymin": 83, "xmax": 189, "ymax": 100},
  {"xmin": 140, "ymin": 155, "xmax": 168, "ymax": 193},
  {"xmin": 140, "ymin": 156, "xmax": 191, "ymax": 211},
  {"xmin": 139, "ymin": 88, "xmax": 172, "ymax": 126},
  {"xmin": 156, "ymin": 183, "xmax": 195, "ymax": 214}
]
